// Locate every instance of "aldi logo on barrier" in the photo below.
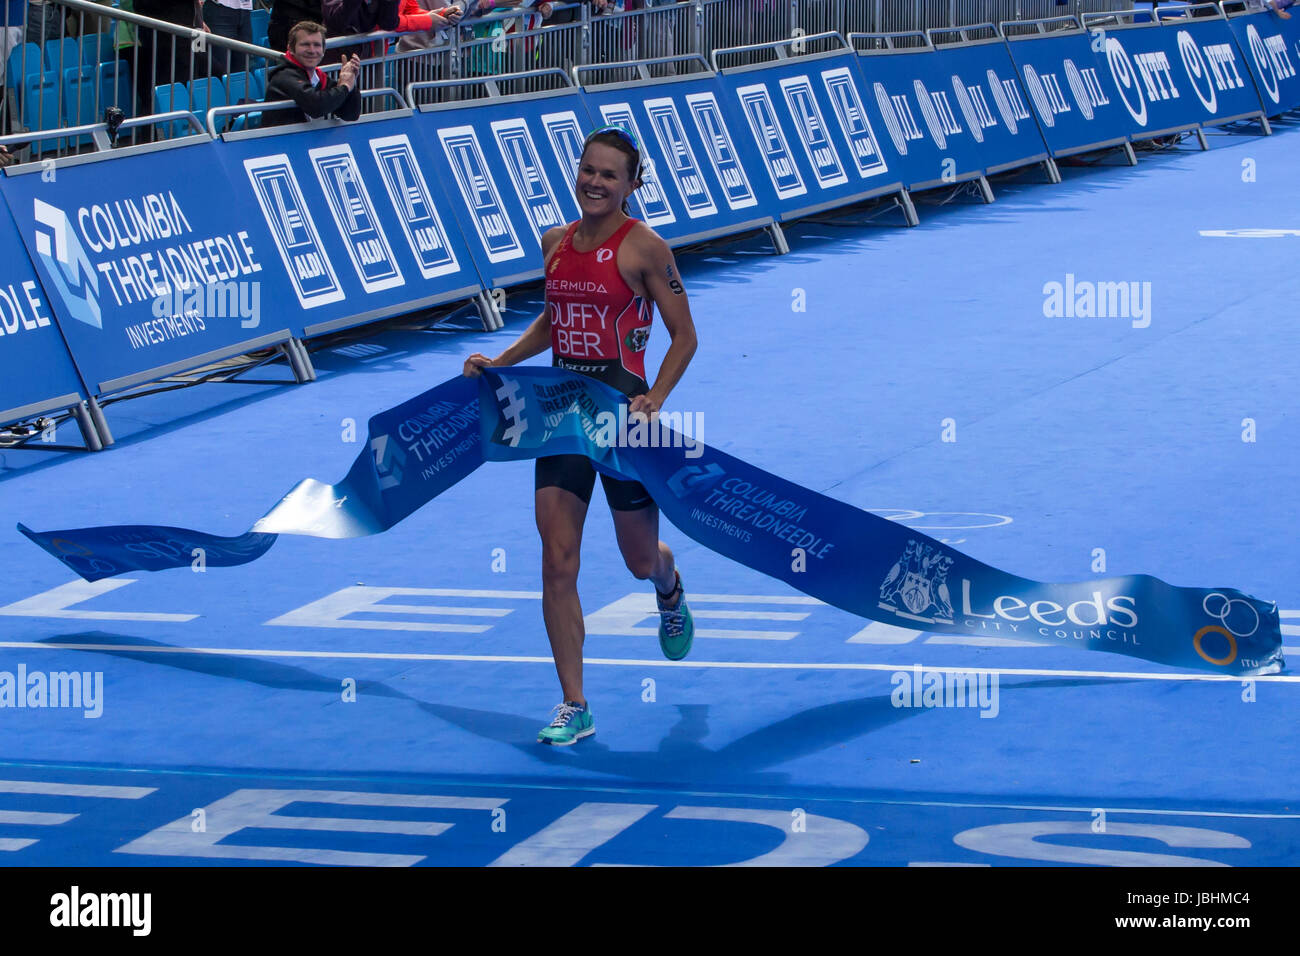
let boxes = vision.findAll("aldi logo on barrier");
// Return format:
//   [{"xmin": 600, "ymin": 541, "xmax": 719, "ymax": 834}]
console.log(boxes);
[
  {"xmin": 596, "ymin": 104, "xmax": 676, "ymax": 227},
  {"xmin": 32, "ymin": 198, "xmax": 101, "ymax": 329},
  {"xmin": 821, "ymin": 67, "xmax": 888, "ymax": 178},
  {"xmin": 644, "ymin": 98, "xmax": 717, "ymax": 219},
  {"xmin": 437, "ymin": 126, "xmax": 525, "ymax": 264},
  {"xmin": 737, "ymin": 84, "xmax": 806, "ymax": 199},
  {"xmin": 541, "ymin": 111, "xmax": 587, "ymax": 195},
  {"xmin": 491, "ymin": 118, "xmax": 567, "ymax": 242},
  {"xmin": 244, "ymin": 155, "xmax": 344, "ymax": 308},
  {"xmin": 308, "ymin": 144, "xmax": 404, "ymax": 294},
  {"xmin": 684, "ymin": 92, "xmax": 757, "ymax": 210},
  {"xmin": 368, "ymin": 134, "xmax": 459, "ymax": 280},
  {"xmin": 779, "ymin": 75, "xmax": 847, "ymax": 188}
]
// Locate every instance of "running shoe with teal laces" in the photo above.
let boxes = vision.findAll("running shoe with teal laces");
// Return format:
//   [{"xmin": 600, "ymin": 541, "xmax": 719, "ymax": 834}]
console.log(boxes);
[
  {"xmin": 656, "ymin": 570, "xmax": 694, "ymax": 661},
  {"xmin": 537, "ymin": 700, "xmax": 594, "ymax": 746}
]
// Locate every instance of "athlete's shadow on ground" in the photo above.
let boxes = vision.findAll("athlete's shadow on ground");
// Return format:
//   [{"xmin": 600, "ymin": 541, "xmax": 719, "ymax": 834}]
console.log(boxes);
[{"xmin": 45, "ymin": 631, "xmax": 1127, "ymax": 788}]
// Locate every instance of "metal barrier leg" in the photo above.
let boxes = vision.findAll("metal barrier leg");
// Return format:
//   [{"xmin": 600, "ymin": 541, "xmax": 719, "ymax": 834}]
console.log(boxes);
[
  {"xmin": 86, "ymin": 396, "xmax": 114, "ymax": 448},
  {"xmin": 291, "ymin": 338, "xmax": 318, "ymax": 381},
  {"xmin": 1123, "ymin": 143, "xmax": 1138, "ymax": 166},
  {"xmin": 281, "ymin": 341, "xmax": 310, "ymax": 383},
  {"xmin": 766, "ymin": 221, "xmax": 790, "ymax": 255},
  {"xmin": 1042, "ymin": 157, "xmax": 1062, "ymax": 185},
  {"xmin": 1258, "ymin": 113, "xmax": 1272, "ymax": 136},
  {"xmin": 71, "ymin": 402, "xmax": 103, "ymax": 453},
  {"xmin": 476, "ymin": 291, "xmax": 503, "ymax": 332},
  {"xmin": 895, "ymin": 187, "xmax": 920, "ymax": 227},
  {"xmin": 1195, "ymin": 128, "xmax": 1208, "ymax": 151},
  {"xmin": 976, "ymin": 175, "xmax": 994, "ymax": 204}
]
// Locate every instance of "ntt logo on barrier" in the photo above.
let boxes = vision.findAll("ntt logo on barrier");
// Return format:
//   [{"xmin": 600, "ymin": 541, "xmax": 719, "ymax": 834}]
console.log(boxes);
[{"xmin": 32, "ymin": 198, "xmax": 102, "ymax": 330}]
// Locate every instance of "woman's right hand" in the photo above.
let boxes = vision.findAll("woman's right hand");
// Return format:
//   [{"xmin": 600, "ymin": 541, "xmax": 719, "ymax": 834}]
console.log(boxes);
[{"xmin": 463, "ymin": 353, "xmax": 494, "ymax": 377}]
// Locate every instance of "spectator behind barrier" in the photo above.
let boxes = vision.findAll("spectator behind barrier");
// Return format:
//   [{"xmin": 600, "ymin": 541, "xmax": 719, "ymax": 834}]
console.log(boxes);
[
  {"xmin": 323, "ymin": 0, "xmax": 399, "ymax": 60},
  {"xmin": 133, "ymin": 0, "xmax": 208, "ymax": 115},
  {"xmin": 199, "ymin": 0, "xmax": 254, "ymax": 74},
  {"xmin": 394, "ymin": 0, "xmax": 462, "ymax": 51},
  {"xmin": 261, "ymin": 20, "xmax": 361, "ymax": 127},
  {"xmin": 269, "ymin": 0, "xmax": 322, "ymax": 54}
]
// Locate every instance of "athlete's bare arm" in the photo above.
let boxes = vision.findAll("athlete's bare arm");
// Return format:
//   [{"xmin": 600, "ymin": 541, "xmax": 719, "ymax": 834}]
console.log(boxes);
[
  {"xmin": 463, "ymin": 225, "xmax": 568, "ymax": 377},
  {"xmin": 625, "ymin": 225, "xmax": 698, "ymax": 416}
]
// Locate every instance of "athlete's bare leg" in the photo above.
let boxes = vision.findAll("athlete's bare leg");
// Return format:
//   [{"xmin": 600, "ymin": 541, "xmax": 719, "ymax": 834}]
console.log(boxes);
[
  {"xmin": 611, "ymin": 504, "xmax": 677, "ymax": 596},
  {"xmin": 536, "ymin": 486, "xmax": 590, "ymax": 704}
]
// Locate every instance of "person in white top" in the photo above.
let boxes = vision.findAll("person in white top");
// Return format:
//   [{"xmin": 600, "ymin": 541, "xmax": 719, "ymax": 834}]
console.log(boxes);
[{"xmin": 199, "ymin": 0, "xmax": 254, "ymax": 73}]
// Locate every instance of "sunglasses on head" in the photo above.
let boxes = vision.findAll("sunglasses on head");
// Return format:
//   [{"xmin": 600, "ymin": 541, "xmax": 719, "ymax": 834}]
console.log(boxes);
[{"xmin": 583, "ymin": 125, "xmax": 645, "ymax": 180}]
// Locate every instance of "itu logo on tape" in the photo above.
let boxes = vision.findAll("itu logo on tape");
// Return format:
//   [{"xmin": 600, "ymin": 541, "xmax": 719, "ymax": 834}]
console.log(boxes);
[{"xmin": 32, "ymin": 198, "xmax": 102, "ymax": 329}]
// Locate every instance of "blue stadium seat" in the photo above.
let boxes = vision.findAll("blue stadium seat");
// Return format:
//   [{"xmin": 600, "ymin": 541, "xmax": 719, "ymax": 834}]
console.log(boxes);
[
  {"xmin": 230, "ymin": 110, "xmax": 261, "ymax": 132},
  {"xmin": 42, "ymin": 37, "xmax": 79, "ymax": 72},
  {"xmin": 77, "ymin": 33, "xmax": 108, "ymax": 66},
  {"xmin": 98, "ymin": 59, "xmax": 134, "ymax": 117},
  {"xmin": 7, "ymin": 42, "xmax": 43, "ymax": 93},
  {"xmin": 187, "ymin": 76, "xmax": 228, "ymax": 133},
  {"xmin": 22, "ymin": 70, "xmax": 67, "ymax": 156},
  {"xmin": 250, "ymin": 66, "xmax": 266, "ymax": 100},
  {"xmin": 152, "ymin": 81, "xmax": 191, "ymax": 138},
  {"xmin": 251, "ymin": 8, "xmax": 270, "ymax": 48},
  {"xmin": 61, "ymin": 63, "xmax": 98, "ymax": 146}
]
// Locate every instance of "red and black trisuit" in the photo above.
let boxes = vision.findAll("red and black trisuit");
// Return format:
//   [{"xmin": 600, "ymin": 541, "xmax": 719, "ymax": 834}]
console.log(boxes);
[{"xmin": 538, "ymin": 217, "xmax": 655, "ymax": 510}]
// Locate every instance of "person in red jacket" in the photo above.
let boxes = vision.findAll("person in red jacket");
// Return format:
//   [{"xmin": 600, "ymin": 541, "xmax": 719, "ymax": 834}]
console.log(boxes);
[{"xmin": 396, "ymin": 0, "xmax": 461, "ymax": 36}]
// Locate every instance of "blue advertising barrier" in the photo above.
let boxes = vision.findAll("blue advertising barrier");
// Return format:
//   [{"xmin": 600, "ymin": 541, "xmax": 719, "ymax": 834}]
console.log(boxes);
[
  {"xmin": 1224, "ymin": 2, "xmax": 1300, "ymax": 115},
  {"xmin": 406, "ymin": 73, "xmax": 594, "ymax": 291},
  {"xmin": 0, "ymin": 198, "xmax": 89, "ymax": 427},
  {"xmin": 1083, "ymin": 5, "xmax": 1269, "ymax": 134},
  {"xmin": 713, "ymin": 36, "xmax": 910, "ymax": 222},
  {"xmin": 575, "ymin": 59, "xmax": 781, "ymax": 247},
  {"xmin": 1004, "ymin": 20, "xmax": 1149, "ymax": 156},
  {"xmin": 851, "ymin": 28, "xmax": 1050, "ymax": 194},
  {"xmin": 0, "ymin": 136, "xmax": 299, "ymax": 399},
  {"xmin": 215, "ymin": 110, "xmax": 486, "ymax": 340}
]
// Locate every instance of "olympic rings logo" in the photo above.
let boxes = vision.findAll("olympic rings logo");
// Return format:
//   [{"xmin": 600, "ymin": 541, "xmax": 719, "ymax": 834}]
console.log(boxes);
[
  {"xmin": 1192, "ymin": 593, "xmax": 1260, "ymax": 666},
  {"xmin": 870, "ymin": 509, "xmax": 1013, "ymax": 531}
]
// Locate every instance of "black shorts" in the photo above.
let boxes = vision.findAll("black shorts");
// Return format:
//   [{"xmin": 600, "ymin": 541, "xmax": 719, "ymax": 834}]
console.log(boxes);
[{"xmin": 535, "ymin": 454, "xmax": 654, "ymax": 511}]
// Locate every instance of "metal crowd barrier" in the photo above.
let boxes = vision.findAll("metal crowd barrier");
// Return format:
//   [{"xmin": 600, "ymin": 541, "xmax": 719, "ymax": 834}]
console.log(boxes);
[{"xmin": 0, "ymin": 0, "xmax": 1153, "ymax": 160}]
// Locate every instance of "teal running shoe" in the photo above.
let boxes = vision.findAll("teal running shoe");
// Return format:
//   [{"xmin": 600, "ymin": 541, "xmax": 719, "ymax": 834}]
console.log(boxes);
[
  {"xmin": 537, "ymin": 700, "xmax": 594, "ymax": 746},
  {"xmin": 656, "ymin": 570, "xmax": 694, "ymax": 661}
]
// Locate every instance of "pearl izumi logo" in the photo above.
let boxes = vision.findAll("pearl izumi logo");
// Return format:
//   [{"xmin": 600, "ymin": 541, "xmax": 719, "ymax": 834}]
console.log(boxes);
[
  {"xmin": 50, "ymin": 886, "xmax": 151, "ymax": 936},
  {"xmin": 1042, "ymin": 274, "xmax": 1151, "ymax": 328},
  {"xmin": 879, "ymin": 540, "xmax": 955, "ymax": 624},
  {"xmin": 33, "ymin": 198, "xmax": 102, "ymax": 329}
]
